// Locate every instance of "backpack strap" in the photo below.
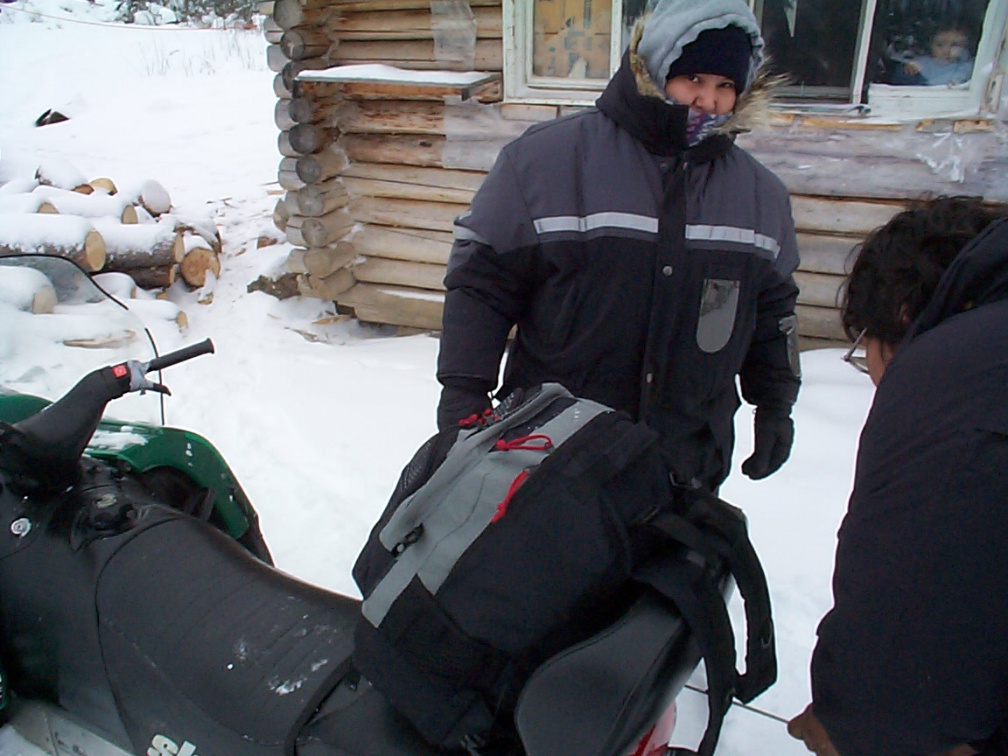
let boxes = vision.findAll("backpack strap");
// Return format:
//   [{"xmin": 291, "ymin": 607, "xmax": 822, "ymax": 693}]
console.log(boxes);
[
  {"xmin": 633, "ymin": 486, "xmax": 777, "ymax": 756},
  {"xmin": 634, "ymin": 557, "xmax": 734, "ymax": 756}
]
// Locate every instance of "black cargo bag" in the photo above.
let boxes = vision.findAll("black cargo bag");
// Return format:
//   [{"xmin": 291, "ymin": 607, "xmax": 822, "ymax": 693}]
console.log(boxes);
[{"xmin": 351, "ymin": 383, "xmax": 776, "ymax": 753}]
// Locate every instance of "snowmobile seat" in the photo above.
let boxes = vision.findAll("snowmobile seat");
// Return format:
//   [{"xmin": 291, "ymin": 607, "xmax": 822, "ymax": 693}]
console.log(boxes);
[
  {"xmin": 96, "ymin": 510, "xmax": 359, "ymax": 756},
  {"xmin": 514, "ymin": 590, "xmax": 700, "ymax": 756}
]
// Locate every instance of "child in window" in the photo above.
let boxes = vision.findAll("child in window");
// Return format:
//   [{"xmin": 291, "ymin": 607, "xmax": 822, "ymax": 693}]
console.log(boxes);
[{"xmin": 892, "ymin": 20, "xmax": 975, "ymax": 86}]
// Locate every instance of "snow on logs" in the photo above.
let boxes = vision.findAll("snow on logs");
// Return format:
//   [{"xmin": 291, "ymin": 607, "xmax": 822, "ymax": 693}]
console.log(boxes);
[{"xmin": 0, "ymin": 171, "xmax": 223, "ymax": 293}]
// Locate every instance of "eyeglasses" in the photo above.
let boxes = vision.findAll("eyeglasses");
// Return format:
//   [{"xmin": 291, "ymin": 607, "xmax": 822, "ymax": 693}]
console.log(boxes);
[{"xmin": 842, "ymin": 328, "xmax": 870, "ymax": 374}]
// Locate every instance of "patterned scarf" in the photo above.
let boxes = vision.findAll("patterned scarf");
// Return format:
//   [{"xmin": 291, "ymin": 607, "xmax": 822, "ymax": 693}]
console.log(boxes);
[{"xmin": 685, "ymin": 108, "xmax": 731, "ymax": 146}]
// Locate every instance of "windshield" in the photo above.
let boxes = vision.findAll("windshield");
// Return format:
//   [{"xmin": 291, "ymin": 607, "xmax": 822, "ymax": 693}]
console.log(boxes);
[{"xmin": 0, "ymin": 254, "xmax": 161, "ymax": 422}]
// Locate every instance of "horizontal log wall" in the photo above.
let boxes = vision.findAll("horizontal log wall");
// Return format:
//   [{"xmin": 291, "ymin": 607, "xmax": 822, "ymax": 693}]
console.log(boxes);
[{"xmin": 266, "ymin": 0, "xmax": 505, "ymax": 306}]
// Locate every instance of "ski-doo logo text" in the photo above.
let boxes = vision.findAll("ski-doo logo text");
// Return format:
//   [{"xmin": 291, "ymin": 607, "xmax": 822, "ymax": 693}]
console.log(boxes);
[{"xmin": 148, "ymin": 734, "xmax": 200, "ymax": 756}]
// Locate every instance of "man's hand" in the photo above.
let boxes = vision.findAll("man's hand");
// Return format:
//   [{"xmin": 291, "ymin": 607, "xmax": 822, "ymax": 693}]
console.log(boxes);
[
  {"xmin": 788, "ymin": 704, "xmax": 841, "ymax": 756},
  {"xmin": 787, "ymin": 704, "xmax": 980, "ymax": 756},
  {"xmin": 436, "ymin": 381, "xmax": 492, "ymax": 431},
  {"xmin": 741, "ymin": 406, "xmax": 794, "ymax": 479}
]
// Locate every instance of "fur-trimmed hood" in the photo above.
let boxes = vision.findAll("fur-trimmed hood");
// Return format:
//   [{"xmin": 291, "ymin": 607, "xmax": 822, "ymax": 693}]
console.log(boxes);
[{"xmin": 627, "ymin": 13, "xmax": 778, "ymax": 136}]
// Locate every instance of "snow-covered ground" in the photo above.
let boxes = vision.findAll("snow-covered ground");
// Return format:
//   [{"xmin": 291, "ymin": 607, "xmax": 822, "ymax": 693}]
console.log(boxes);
[{"xmin": 0, "ymin": 4, "xmax": 876, "ymax": 754}]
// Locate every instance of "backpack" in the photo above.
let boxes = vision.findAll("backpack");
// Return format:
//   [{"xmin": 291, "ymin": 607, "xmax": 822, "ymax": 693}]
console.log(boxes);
[{"xmin": 351, "ymin": 383, "xmax": 776, "ymax": 755}]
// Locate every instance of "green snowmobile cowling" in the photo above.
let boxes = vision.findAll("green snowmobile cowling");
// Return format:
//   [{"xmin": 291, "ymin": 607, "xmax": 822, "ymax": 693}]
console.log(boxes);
[{"xmin": 0, "ymin": 388, "xmax": 257, "ymax": 544}]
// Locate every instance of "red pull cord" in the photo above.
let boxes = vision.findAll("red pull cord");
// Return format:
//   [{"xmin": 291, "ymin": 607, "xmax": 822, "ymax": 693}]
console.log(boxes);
[
  {"xmin": 494, "ymin": 434, "xmax": 553, "ymax": 451},
  {"xmin": 491, "ymin": 470, "xmax": 530, "ymax": 523}
]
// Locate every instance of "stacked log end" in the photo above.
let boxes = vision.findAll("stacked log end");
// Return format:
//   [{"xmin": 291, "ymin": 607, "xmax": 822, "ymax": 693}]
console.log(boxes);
[{"xmin": 0, "ymin": 170, "xmax": 223, "ymax": 296}]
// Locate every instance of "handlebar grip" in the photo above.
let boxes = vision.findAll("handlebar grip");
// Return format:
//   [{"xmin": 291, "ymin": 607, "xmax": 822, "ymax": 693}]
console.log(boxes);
[{"xmin": 146, "ymin": 338, "xmax": 215, "ymax": 373}]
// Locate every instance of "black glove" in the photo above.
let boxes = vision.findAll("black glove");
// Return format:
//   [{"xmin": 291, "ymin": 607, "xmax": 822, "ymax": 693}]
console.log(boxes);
[
  {"xmin": 741, "ymin": 406, "xmax": 794, "ymax": 480},
  {"xmin": 436, "ymin": 380, "xmax": 492, "ymax": 431}
]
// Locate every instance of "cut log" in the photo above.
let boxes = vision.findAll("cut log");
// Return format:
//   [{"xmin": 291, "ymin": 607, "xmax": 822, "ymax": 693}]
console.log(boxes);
[
  {"xmin": 300, "ymin": 76, "xmax": 499, "ymax": 102},
  {"xmin": 91, "ymin": 271, "xmax": 139, "ymax": 300},
  {"xmin": 130, "ymin": 179, "xmax": 172, "ymax": 217},
  {"xmin": 180, "ymin": 241, "xmax": 222, "ymax": 288},
  {"xmin": 121, "ymin": 204, "xmax": 140, "ymax": 224},
  {"xmin": 0, "ymin": 213, "xmax": 106, "ymax": 271},
  {"xmin": 792, "ymin": 195, "xmax": 906, "ymax": 236},
  {"xmin": 287, "ymin": 247, "xmax": 309, "ymax": 273},
  {"xmin": 274, "ymin": 72, "xmax": 294, "ymax": 99},
  {"xmin": 273, "ymin": 196, "xmax": 291, "ymax": 232},
  {"xmin": 278, "ymin": 129, "xmax": 298, "ymax": 158},
  {"xmin": 349, "ymin": 224, "xmax": 453, "ymax": 264},
  {"xmin": 294, "ymin": 177, "xmax": 349, "ymax": 216},
  {"xmin": 169, "ymin": 215, "xmax": 223, "ymax": 255},
  {"xmin": 341, "ymin": 162, "xmax": 486, "ymax": 192},
  {"xmin": 294, "ymin": 144, "xmax": 349, "ymax": 184},
  {"xmin": 288, "ymin": 207, "xmax": 355, "ymax": 247},
  {"xmin": 127, "ymin": 264, "xmax": 178, "ymax": 290},
  {"xmin": 35, "ymin": 159, "xmax": 87, "ymax": 191},
  {"xmin": 279, "ymin": 160, "xmax": 307, "ymax": 191},
  {"xmin": 303, "ymin": 241, "xmax": 358, "ymax": 277},
  {"xmin": 289, "ymin": 123, "xmax": 340, "ymax": 155},
  {"xmin": 30, "ymin": 185, "xmax": 133, "ymax": 219},
  {"xmin": 334, "ymin": 99, "xmax": 446, "ymax": 135},
  {"xmin": 320, "ymin": 0, "xmax": 500, "ymax": 9},
  {"xmin": 341, "ymin": 133, "xmax": 447, "ymax": 167},
  {"xmin": 796, "ymin": 303, "xmax": 846, "ymax": 342},
  {"xmin": 281, "ymin": 58, "xmax": 331, "ymax": 91},
  {"xmin": 330, "ymin": 38, "xmax": 502, "ymax": 71},
  {"xmin": 288, "ymin": 95, "xmax": 341, "ymax": 125},
  {"xmin": 280, "ymin": 27, "xmax": 332, "ymax": 60},
  {"xmin": 351, "ymin": 256, "xmax": 445, "ymax": 290},
  {"xmin": 343, "ymin": 175, "xmax": 475, "ymax": 204},
  {"xmin": 267, "ymin": 43, "xmax": 290, "ymax": 73},
  {"xmin": 298, "ymin": 267, "xmax": 355, "ymax": 299},
  {"xmin": 89, "ymin": 177, "xmax": 118, "ymax": 195},
  {"xmin": 327, "ymin": 7, "xmax": 502, "ymax": 40},
  {"xmin": 336, "ymin": 282, "xmax": 444, "ymax": 331},
  {"xmin": 275, "ymin": 99, "xmax": 298, "ymax": 131},
  {"xmin": 796, "ymin": 233, "xmax": 859, "ymax": 275},
  {"xmin": 0, "ymin": 265, "xmax": 58, "ymax": 313},
  {"xmin": 795, "ymin": 271, "xmax": 845, "ymax": 309},
  {"xmin": 273, "ymin": 0, "xmax": 331, "ymax": 29},
  {"xmin": 91, "ymin": 221, "xmax": 184, "ymax": 271},
  {"xmin": 349, "ymin": 196, "xmax": 467, "ymax": 233},
  {"xmin": 263, "ymin": 16, "xmax": 284, "ymax": 43}
]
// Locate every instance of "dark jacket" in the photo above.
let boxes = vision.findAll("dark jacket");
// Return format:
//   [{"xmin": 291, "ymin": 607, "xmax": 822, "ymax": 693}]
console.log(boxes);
[
  {"xmin": 437, "ymin": 44, "xmax": 800, "ymax": 490},
  {"xmin": 811, "ymin": 219, "xmax": 1008, "ymax": 755}
]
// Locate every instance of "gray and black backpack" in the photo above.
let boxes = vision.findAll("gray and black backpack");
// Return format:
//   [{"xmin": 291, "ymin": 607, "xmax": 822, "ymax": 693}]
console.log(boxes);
[{"xmin": 352, "ymin": 383, "xmax": 775, "ymax": 755}]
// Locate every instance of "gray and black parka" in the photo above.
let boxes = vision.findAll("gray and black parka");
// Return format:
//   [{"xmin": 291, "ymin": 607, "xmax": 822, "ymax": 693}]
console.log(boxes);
[{"xmin": 437, "ymin": 33, "xmax": 801, "ymax": 491}]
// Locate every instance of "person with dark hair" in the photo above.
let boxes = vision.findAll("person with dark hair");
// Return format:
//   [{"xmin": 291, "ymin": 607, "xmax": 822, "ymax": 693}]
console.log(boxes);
[
  {"xmin": 788, "ymin": 196, "xmax": 1008, "ymax": 755},
  {"xmin": 891, "ymin": 18, "xmax": 976, "ymax": 86},
  {"xmin": 435, "ymin": 0, "xmax": 802, "ymax": 493}
]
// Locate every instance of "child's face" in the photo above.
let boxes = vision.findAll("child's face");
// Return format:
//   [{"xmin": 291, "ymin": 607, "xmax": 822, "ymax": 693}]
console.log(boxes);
[{"xmin": 930, "ymin": 29, "xmax": 969, "ymax": 62}]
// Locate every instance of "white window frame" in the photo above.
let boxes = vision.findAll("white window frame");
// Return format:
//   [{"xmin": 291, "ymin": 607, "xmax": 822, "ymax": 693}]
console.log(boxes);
[{"xmin": 502, "ymin": 0, "xmax": 1008, "ymax": 121}]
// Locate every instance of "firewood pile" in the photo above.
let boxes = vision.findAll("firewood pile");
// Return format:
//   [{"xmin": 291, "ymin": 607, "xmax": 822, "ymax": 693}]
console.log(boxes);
[
  {"xmin": 264, "ymin": 0, "xmax": 523, "ymax": 330},
  {"xmin": 0, "ymin": 161, "xmax": 223, "ymax": 293}
]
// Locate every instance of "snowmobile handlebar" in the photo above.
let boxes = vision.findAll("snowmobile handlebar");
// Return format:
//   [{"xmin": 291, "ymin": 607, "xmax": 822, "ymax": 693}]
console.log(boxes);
[
  {"xmin": 146, "ymin": 338, "xmax": 215, "ymax": 373},
  {"xmin": 0, "ymin": 339, "xmax": 216, "ymax": 493}
]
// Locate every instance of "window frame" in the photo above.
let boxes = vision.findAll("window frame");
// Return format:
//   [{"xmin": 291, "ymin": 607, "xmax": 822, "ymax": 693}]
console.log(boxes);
[{"xmin": 501, "ymin": 0, "xmax": 1008, "ymax": 121}]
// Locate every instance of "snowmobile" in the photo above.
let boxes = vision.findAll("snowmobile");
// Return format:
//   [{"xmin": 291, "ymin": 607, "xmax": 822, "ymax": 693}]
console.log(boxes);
[{"xmin": 0, "ymin": 253, "xmax": 744, "ymax": 756}]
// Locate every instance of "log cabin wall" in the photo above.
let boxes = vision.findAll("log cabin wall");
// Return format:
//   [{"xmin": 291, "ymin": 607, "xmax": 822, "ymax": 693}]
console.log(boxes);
[{"xmin": 263, "ymin": 0, "xmax": 1008, "ymax": 345}]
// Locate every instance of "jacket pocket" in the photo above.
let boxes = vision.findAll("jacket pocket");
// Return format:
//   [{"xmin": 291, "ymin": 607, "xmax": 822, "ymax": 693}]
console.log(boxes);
[{"xmin": 696, "ymin": 277, "xmax": 740, "ymax": 353}]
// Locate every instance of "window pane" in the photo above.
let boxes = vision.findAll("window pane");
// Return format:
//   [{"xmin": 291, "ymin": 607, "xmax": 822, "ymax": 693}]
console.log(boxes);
[
  {"xmin": 867, "ymin": 0, "xmax": 989, "ymax": 86},
  {"xmin": 758, "ymin": 0, "xmax": 864, "ymax": 92},
  {"xmin": 532, "ymin": 0, "xmax": 613, "ymax": 79}
]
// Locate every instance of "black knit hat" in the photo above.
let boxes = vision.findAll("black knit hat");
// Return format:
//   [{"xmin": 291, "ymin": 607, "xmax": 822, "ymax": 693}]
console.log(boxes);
[{"xmin": 665, "ymin": 25, "xmax": 753, "ymax": 93}]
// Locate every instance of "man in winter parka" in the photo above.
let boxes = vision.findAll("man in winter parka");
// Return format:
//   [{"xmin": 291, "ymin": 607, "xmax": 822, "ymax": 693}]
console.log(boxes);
[
  {"xmin": 788, "ymin": 197, "xmax": 1008, "ymax": 756},
  {"xmin": 436, "ymin": 0, "xmax": 802, "ymax": 492}
]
